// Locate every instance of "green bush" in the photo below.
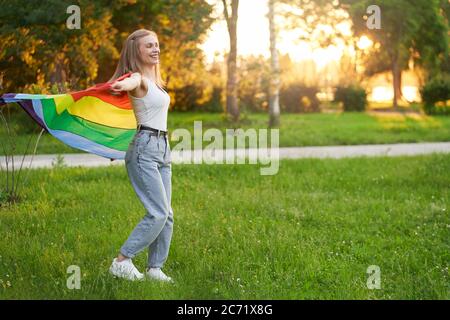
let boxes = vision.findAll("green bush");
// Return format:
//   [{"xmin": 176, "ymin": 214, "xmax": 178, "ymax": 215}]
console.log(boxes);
[
  {"xmin": 173, "ymin": 85, "xmax": 224, "ymax": 113},
  {"xmin": 171, "ymin": 84, "xmax": 204, "ymax": 112},
  {"xmin": 279, "ymin": 84, "xmax": 320, "ymax": 113},
  {"xmin": 334, "ymin": 86, "xmax": 367, "ymax": 112},
  {"xmin": 200, "ymin": 86, "xmax": 224, "ymax": 113},
  {"xmin": 420, "ymin": 76, "xmax": 450, "ymax": 115}
]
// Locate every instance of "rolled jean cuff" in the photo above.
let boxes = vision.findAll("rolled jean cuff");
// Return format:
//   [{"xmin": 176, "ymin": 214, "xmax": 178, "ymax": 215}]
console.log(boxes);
[{"xmin": 119, "ymin": 247, "xmax": 136, "ymax": 259}]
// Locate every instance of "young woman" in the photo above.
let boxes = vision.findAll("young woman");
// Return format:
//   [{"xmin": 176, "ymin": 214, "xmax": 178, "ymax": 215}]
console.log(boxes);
[{"xmin": 108, "ymin": 29, "xmax": 174, "ymax": 282}]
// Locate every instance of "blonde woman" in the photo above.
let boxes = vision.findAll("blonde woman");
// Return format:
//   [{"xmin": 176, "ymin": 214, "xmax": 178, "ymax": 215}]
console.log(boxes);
[{"xmin": 108, "ymin": 29, "xmax": 174, "ymax": 282}]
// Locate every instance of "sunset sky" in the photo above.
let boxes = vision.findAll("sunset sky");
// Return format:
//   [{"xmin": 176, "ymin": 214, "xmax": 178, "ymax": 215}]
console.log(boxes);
[
  {"xmin": 199, "ymin": 0, "xmax": 419, "ymax": 102},
  {"xmin": 199, "ymin": 0, "xmax": 353, "ymax": 69}
]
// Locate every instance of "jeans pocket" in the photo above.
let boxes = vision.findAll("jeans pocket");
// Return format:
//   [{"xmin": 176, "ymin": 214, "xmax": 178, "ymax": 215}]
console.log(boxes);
[
  {"xmin": 145, "ymin": 134, "xmax": 153, "ymax": 146},
  {"xmin": 141, "ymin": 134, "xmax": 160, "ymax": 155}
]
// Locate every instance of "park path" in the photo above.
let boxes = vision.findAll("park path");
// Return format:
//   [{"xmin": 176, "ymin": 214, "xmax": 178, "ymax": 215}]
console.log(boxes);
[{"xmin": 1, "ymin": 142, "xmax": 449, "ymax": 169}]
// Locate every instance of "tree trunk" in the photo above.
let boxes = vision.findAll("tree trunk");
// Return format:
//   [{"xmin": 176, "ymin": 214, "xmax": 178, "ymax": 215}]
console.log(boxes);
[
  {"xmin": 392, "ymin": 56, "xmax": 402, "ymax": 110},
  {"xmin": 223, "ymin": 0, "xmax": 240, "ymax": 122},
  {"xmin": 268, "ymin": 0, "xmax": 280, "ymax": 127},
  {"xmin": 50, "ymin": 53, "xmax": 67, "ymax": 93}
]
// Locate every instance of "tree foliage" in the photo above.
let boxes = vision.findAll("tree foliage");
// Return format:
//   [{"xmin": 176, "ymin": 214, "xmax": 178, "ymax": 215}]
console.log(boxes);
[{"xmin": 0, "ymin": 0, "xmax": 214, "ymax": 97}]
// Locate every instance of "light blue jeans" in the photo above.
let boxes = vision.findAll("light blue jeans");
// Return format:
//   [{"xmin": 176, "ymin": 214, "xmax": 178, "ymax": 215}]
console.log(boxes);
[{"xmin": 120, "ymin": 130, "xmax": 174, "ymax": 269}]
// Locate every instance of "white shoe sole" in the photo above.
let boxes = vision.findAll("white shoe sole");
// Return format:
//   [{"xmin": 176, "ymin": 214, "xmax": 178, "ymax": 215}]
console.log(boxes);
[
  {"xmin": 109, "ymin": 269, "xmax": 144, "ymax": 281},
  {"xmin": 145, "ymin": 274, "xmax": 174, "ymax": 283}
]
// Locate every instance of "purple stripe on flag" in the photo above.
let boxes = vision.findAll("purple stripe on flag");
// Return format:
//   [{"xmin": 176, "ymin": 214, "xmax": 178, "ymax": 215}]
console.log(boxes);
[
  {"xmin": 0, "ymin": 93, "xmax": 18, "ymax": 106},
  {"xmin": 18, "ymin": 100, "xmax": 47, "ymax": 130},
  {"xmin": 0, "ymin": 94, "xmax": 48, "ymax": 131}
]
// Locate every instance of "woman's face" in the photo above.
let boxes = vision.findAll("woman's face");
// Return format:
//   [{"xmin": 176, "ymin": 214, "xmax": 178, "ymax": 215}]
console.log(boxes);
[{"xmin": 138, "ymin": 34, "xmax": 160, "ymax": 65}]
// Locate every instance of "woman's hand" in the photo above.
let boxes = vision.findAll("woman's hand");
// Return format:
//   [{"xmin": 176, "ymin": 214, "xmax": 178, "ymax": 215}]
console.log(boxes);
[{"xmin": 110, "ymin": 81, "xmax": 125, "ymax": 93}]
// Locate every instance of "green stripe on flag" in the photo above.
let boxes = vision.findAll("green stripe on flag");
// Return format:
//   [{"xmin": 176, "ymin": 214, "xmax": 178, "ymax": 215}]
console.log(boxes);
[{"xmin": 41, "ymin": 98, "xmax": 135, "ymax": 151}]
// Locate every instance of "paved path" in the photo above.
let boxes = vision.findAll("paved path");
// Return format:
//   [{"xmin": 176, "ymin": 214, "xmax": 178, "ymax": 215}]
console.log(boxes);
[{"xmin": 1, "ymin": 142, "xmax": 449, "ymax": 169}]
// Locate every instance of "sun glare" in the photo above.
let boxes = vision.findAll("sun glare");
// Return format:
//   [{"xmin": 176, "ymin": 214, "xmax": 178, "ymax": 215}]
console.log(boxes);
[
  {"xmin": 200, "ymin": 1, "xmax": 419, "ymax": 103},
  {"xmin": 357, "ymin": 36, "xmax": 373, "ymax": 50},
  {"xmin": 200, "ymin": 0, "xmax": 347, "ymax": 69}
]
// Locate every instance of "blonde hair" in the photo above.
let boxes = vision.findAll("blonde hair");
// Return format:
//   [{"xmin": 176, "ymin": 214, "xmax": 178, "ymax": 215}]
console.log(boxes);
[{"xmin": 108, "ymin": 29, "xmax": 166, "ymax": 88}]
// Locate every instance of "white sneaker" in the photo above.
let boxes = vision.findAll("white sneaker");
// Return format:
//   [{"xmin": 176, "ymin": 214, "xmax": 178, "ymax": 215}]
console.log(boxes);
[
  {"xmin": 109, "ymin": 258, "xmax": 144, "ymax": 281},
  {"xmin": 146, "ymin": 267, "xmax": 174, "ymax": 283}
]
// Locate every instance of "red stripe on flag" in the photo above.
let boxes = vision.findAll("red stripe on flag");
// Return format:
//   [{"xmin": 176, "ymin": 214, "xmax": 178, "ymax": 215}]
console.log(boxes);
[{"xmin": 71, "ymin": 72, "xmax": 133, "ymax": 110}]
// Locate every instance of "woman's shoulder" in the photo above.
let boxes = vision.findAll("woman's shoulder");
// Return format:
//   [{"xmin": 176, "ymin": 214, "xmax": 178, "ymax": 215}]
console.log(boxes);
[
  {"xmin": 132, "ymin": 73, "xmax": 155, "ymax": 86},
  {"xmin": 128, "ymin": 73, "xmax": 149, "ymax": 99}
]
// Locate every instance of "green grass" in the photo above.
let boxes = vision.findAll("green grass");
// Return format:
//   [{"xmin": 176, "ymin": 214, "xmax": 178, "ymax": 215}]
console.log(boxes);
[
  {"xmin": 1, "ymin": 110, "xmax": 450, "ymax": 156},
  {"xmin": 0, "ymin": 154, "xmax": 449, "ymax": 299}
]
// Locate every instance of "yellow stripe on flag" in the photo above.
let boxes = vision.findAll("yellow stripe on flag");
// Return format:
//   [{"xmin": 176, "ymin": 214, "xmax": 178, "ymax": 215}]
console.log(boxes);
[
  {"xmin": 53, "ymin": 94, "xmax": 76, "ymax": 115},
  {"xmin": 67, "ymin": 96, "xmax": 137, "ymax": 129}
]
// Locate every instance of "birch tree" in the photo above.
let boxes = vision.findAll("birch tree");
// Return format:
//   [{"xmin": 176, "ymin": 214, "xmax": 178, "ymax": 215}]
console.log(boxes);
[
  {"xmin": 268, "ymin": 0, "xmax": 280, "ymax": 127},
  {"xmin": 221, "ymin": 0, "xmax": 240, "ymax": 122}
]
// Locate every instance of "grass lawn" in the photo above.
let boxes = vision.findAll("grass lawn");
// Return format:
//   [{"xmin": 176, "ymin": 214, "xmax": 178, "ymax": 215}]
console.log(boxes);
[
  {"xmin": 0, "ymin": 153, "xmax": 448, "ymax": 299},
  {"xmin": 1, "ymin": 110, "xmax": 450, "ymax": 156}
]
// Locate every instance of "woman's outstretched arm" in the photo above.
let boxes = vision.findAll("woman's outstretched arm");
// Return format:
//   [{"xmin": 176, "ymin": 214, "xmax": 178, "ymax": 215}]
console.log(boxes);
[{"xmin": 110, "ymin": 72, "xmax": 142, "ymax": 93}]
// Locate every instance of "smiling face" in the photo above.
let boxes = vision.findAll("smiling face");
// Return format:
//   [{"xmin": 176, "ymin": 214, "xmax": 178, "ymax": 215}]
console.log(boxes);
[{"xmin": 138, "ymin": 34, "xmax": 160, "ymax": 65}]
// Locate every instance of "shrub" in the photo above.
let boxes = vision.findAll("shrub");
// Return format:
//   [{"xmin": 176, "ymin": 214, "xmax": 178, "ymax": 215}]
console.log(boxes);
[
  {"xmin": 334, "ymin": 86, "xmax": 367, "ymax": 112},
  {"xmin": 420, "ymin": 76, "xmax": 450, "ymax": 115},
  {"xmin": 172, "ymin": 85, "xmax": 225, "ymax": 113},
  {"xmin": 279, "ymin": 84, "xmax": 320, "ymax": 113},
  {"xmin": 171, "ymin": 84, "xmax": 204, "ymax": 112},
  {"xmin": 200, "ymin": 86, "xmax": 224, "ymax": 113}
]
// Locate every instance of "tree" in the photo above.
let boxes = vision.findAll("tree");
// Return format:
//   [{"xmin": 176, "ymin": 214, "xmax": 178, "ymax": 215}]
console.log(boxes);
[
  {"xmin": 108, "ymin": 0, "xmax": 214, "ymax": 91},
  {"xmin": 268, "ymin": 0, "xmax": 281, "ymax": 127},
  {"xmin": 221, "ymin": 0, "xmax": 240, "ymax": 122},
  {"xmin": 341, "ymin": 0, "xmax": 448, "ymax": 109},
  {"xmin": 278, "ymin": 0, "xmax": 449, "ymax": 109},
  {"xmin": 0, "ymin": 0, "xmax": 215, "ymax": 99},
  {"xmin": 0, "ymin": 0, "xmax": 120, "ymax": 92}
]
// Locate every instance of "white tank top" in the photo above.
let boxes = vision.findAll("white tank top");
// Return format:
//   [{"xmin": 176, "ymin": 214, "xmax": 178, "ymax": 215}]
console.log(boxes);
[{"xmin": 128, "ymin": 77, "xmax": 170, "ymax": 131}]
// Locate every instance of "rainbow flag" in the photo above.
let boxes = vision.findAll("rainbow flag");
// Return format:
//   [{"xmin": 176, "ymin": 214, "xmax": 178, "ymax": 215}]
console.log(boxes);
[{"xmin": 0, "ymin": 73, "xmax": 136, "ymax": 160}]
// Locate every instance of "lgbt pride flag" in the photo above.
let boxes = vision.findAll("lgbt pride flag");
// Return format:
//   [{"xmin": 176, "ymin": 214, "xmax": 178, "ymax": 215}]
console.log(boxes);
[{"xmin": 0, "ymin": 73, "xmax": 136, "ymax": 160}]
